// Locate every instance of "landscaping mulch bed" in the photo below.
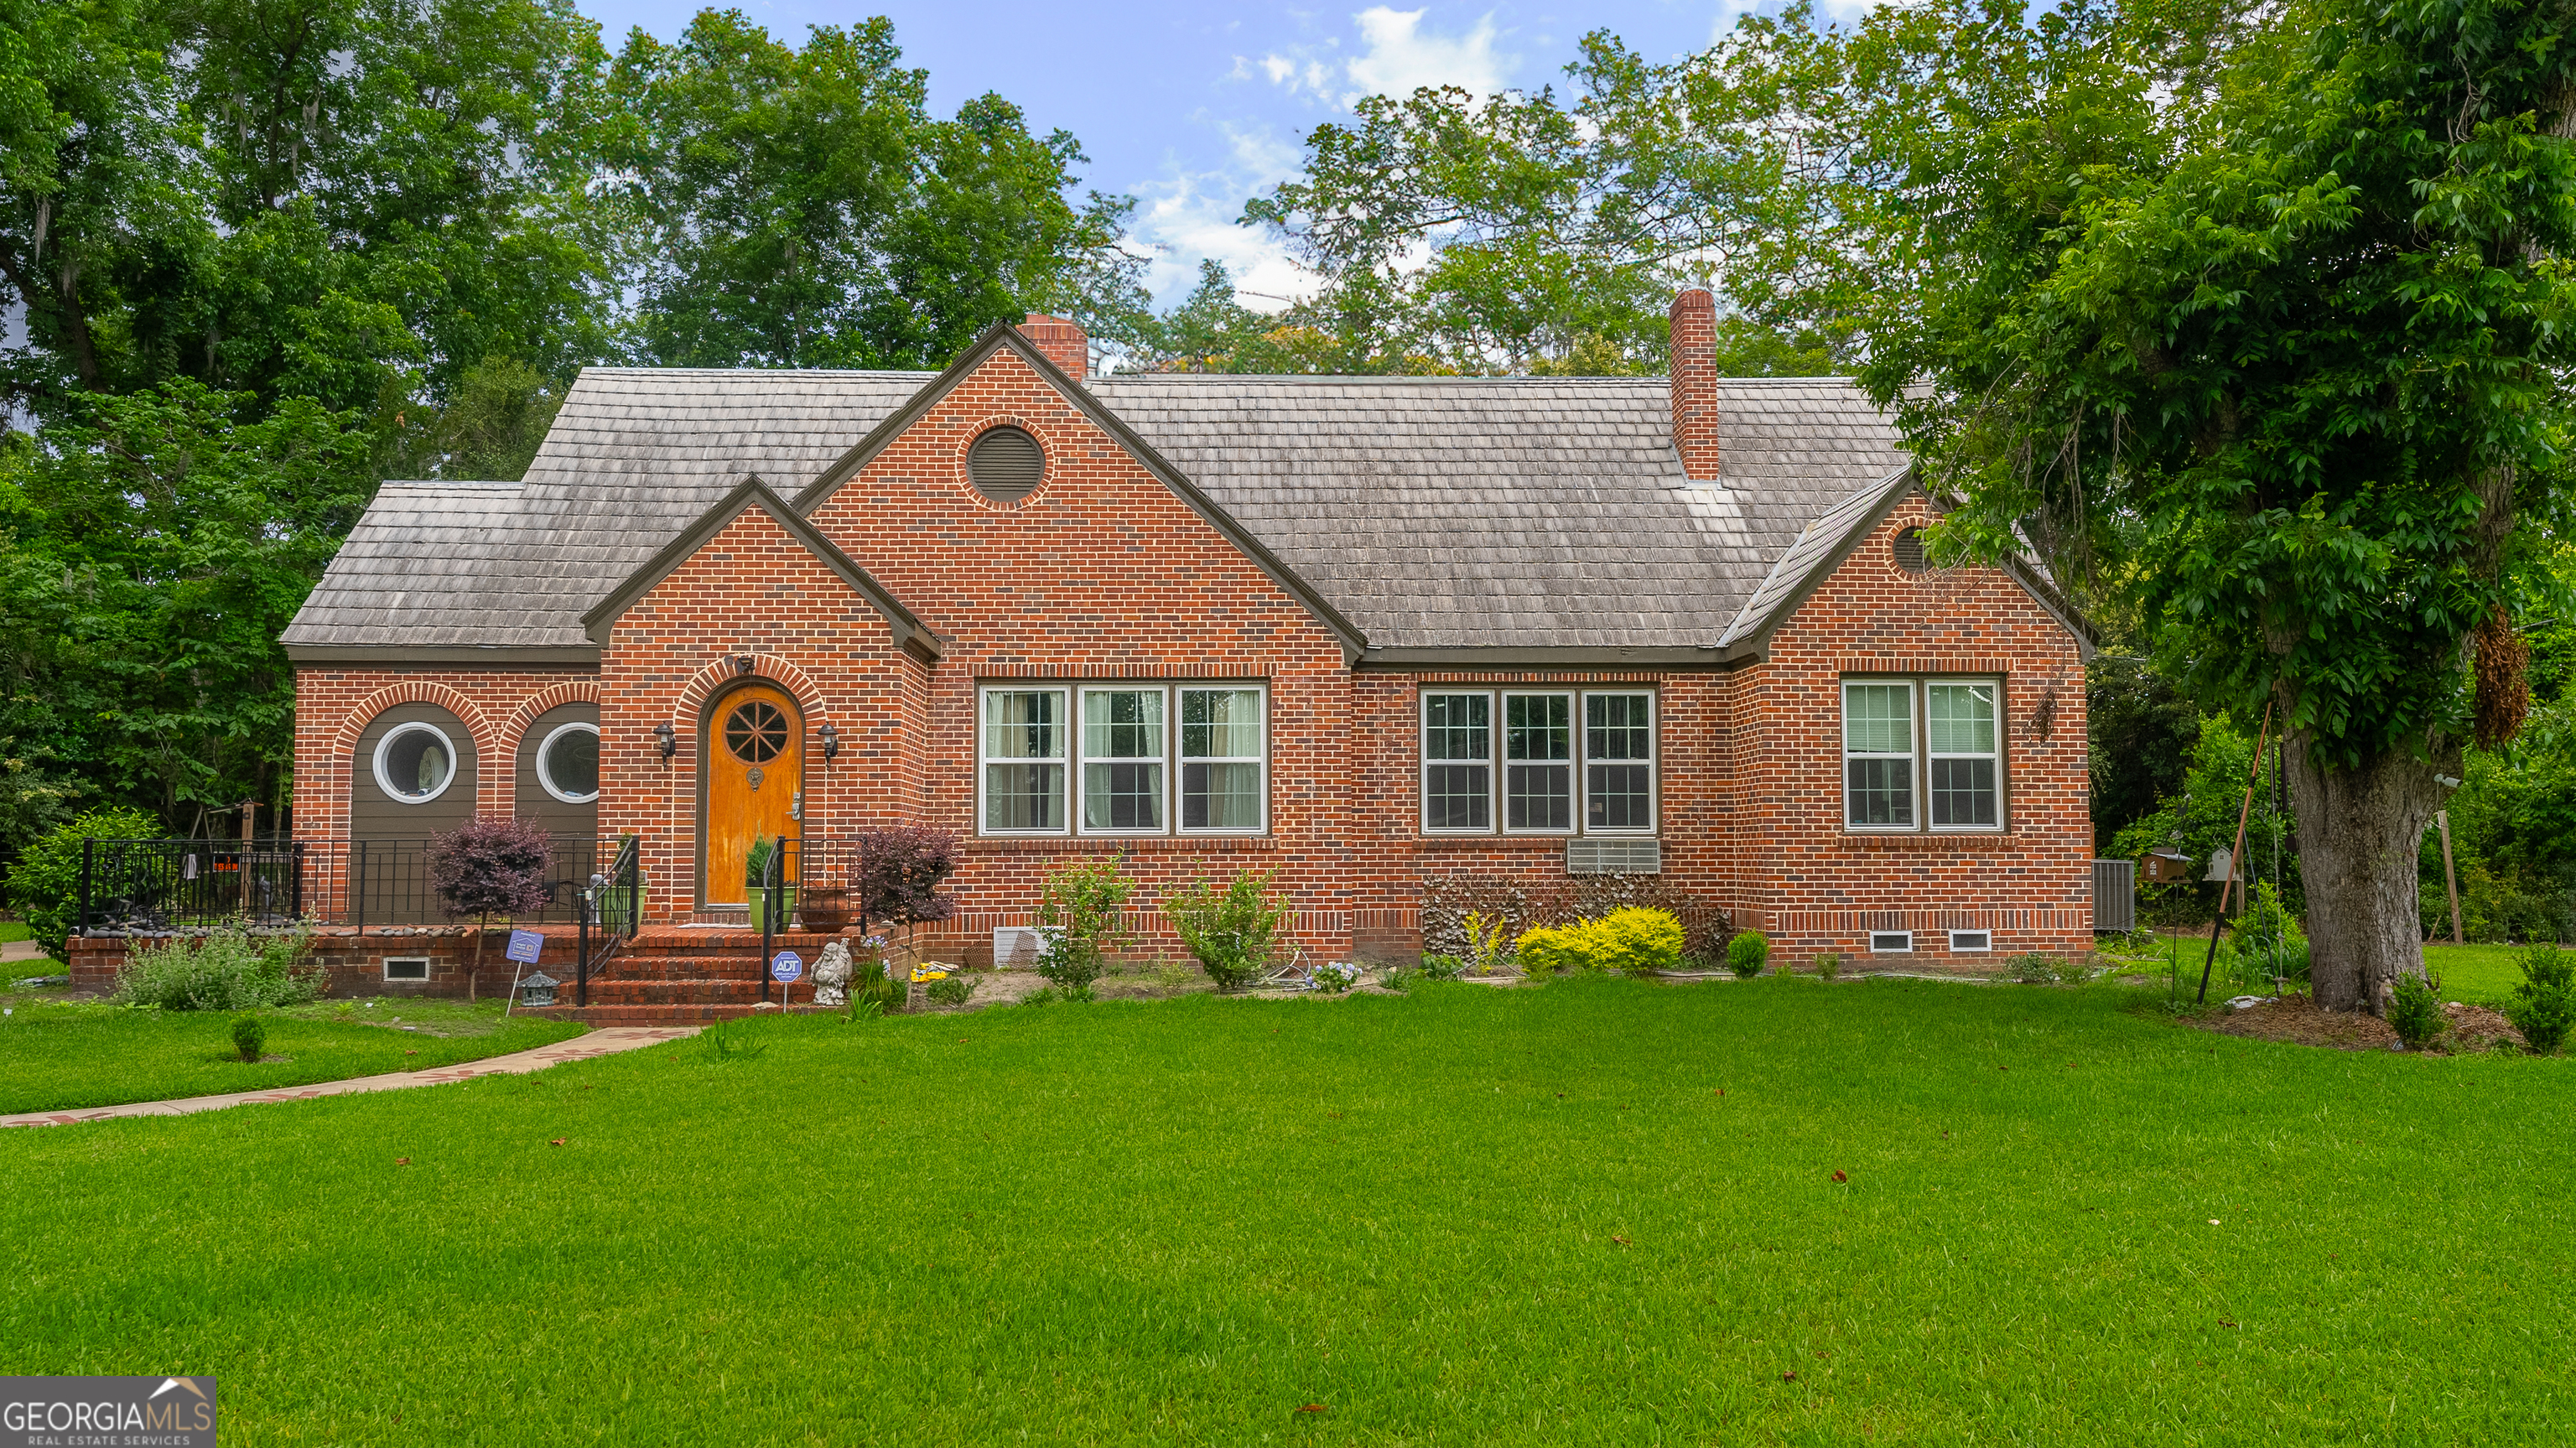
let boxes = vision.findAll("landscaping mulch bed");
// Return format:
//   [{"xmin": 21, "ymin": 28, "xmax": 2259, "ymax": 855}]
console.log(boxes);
[{"xmin": 2193, "ymin": 991, "xmax": 2527, "ymax": 1052}]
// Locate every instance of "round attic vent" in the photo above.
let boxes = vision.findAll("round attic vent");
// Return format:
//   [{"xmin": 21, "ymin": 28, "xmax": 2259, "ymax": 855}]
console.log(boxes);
[
  {"xmin": 967, "ymin": 426, "xmax": 1045, "ymax": 504},
  {"xmin": 1892, "ymin": 527, "xmax": 1930, "ymax": 573}
]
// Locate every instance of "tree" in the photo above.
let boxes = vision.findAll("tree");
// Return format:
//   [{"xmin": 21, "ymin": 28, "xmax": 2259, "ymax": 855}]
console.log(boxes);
[
  {"xmin": 1765, "ymin": 0, "xmax": 2576, "ymax": 1010},
  {"xmin": 429, "ymin": 816, "xmax": 553, "ymax": 999},
  {"xmin": 606, "ymin": 12, "xmax": 1146, "ymax": 371},
  {"xmin": 848, "ymin": 826, "xmax": 958, "ymax": 953}
]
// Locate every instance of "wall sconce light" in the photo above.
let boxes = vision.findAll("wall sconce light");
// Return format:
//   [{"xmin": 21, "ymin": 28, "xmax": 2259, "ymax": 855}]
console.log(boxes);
[
  {"xmin": 653, "ymin": 721, "xmax": 677, "ymax": 760},
  {"xmin": 733, "ymin": 653, "xmax": 756, "ymax": 676},
  {"xmin": 818, "ymin": 723, "xmax": 839, "ymax": 761}
]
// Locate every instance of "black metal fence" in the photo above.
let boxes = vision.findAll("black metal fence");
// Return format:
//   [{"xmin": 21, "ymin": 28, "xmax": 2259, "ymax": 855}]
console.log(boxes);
[{"xmin": 76, "ymin": 836, "xmax": 614, "ymax": 936}]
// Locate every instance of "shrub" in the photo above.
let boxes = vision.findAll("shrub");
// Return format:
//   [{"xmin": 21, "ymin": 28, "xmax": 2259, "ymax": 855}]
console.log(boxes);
[
  {"xmin": 430, "ymin": 817, "xmax": 553, "ymax": 999},
  {"xmin": 1513, "ymin": 925, "xmax": 1581, "ymax": 978},
  {"xmin": 2506, "ymin": 945, "xmax": 2575, "ymax": 1056},
  {"xmin": 115, "ymin": 927, "xmax": 321, "ymax": 1010},
  {"xmin": 2387, "ymin": 972, "xmax": 2446, "ymax": 1049},
  {"xmin": 2229, "ymin": 882, "xmax": 2309, "ymax": 989},
  {"xmin": 849, "ymin": 827, "xmax": 959, "ymax": 946},
  {"xmin": 1459, "ymin": 911, "xmax": 1515, "ymax": 976},
  {"xmin": 231, "ymin": 1015, "xmax": 265, "ymax": 1062},
  {"xmin": 925, "ymin": 973, "xmax": 979, "ymax": 1008},
  {"xmin": 2009, "ymin": 952, "xmax": 2062, "ymax": 984},
  {"xmin": 1512, "ymin": 909, "xmax": 1688, "ymax": 976},
  {"xmin": 1418, "ymin": 952, "xmax": 1467, "ymax": 981},
  {"xmin": 1422, "ymin": 872, "xmax": 1731, "ymax": 968},
  {"xmin": 1311, "ymin": 959, "xmax": 1362, "ymax": 993},
  {"xmin": 1035, "ymin": 854, "xmax": 1133, "ymax": 994},
  {"xmin": 1816, "ymin": 951, "xmax": 1844, "ymax": 981},
  {"xmin": 849, "ymin": 956, "xmax": 906, "ymax": 1016},
  {"xmin": 1726, "ymin": 931, "xmax": 1769, "ymax": 978},
  {"xmin": 6, "ymin": 807, "xmax": 160, "ymax": 961},
  {"xmin": 1162, "ymin": 868, "xmax": 1290, "ymax": 990}
]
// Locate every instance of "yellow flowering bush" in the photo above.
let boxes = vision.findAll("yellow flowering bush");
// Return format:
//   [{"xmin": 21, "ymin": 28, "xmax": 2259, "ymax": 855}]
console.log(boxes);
[{"xmin": 1513, "ymin": 907, "xmax": 1685, "ymax": 977}]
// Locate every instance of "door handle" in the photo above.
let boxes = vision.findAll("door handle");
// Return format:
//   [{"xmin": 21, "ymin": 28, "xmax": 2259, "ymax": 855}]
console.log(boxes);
[{"xmin": 790, "ymin": 791, "xmax": 803, "ymax": 822}]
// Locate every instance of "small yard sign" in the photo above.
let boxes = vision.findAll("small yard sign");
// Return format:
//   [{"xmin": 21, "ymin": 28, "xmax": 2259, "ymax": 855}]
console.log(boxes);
[
  {"xmin": 771, "ymin": 951, "xmax": 802, "ymax": 983},
  {"xmin": 505, "ymin": 929, "xmax": 544, "ymax": 965}
]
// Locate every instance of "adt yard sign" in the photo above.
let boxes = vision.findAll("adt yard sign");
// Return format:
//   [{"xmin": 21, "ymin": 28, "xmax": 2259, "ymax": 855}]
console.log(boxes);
[
  {"xmin": 505, "ymin": 929, "xmax": 544, "ymax": 965},
  {"xmin": 771, "ymin": 951, "xmax": 802, "ymax": 983}
]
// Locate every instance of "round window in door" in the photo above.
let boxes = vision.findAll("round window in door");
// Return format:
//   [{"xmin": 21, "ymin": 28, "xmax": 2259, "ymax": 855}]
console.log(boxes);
[
  {"xmin": 373, "ymin": 723, "xmax": 459, "ymax": 802},
  {"xmin": 725, "ymin": 700, "xmax": 790, "ymax": 762}
]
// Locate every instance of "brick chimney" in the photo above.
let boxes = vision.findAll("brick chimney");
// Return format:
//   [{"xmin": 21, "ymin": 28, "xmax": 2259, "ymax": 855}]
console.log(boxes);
[
  {"xmin": 1021, "ymin": 314, "xmax": 1089, "ymax": 378},
  {"xmin": 1669, "ymin": 288, "xmax": 1721, "ymax": 480}
]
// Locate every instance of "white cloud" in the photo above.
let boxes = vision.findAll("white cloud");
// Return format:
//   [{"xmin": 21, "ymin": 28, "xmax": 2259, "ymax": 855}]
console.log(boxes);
[
  {"xmin": 1251, "ymin": 8, "xmax": 1518, "ymax": 107},
  {"xmin": 1130, "ymin": 124, "xmax": 1320, "ymax": 314},
  {"xmin": 1344, "ymin": 7, "xmax": 1513, "ymax": 103}
]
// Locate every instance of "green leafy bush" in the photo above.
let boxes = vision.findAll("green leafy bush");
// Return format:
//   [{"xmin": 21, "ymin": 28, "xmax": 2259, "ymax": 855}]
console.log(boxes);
[
  {"xmin": 7, "ymin": 807, "xmax": 160, "ymax": 961},
  {"xmin": 1514, "ymin": 909, "xmax": 1686, "ymax": 976},
  {"xmin": 1816, "ymin": 951, "xmax": 1844, "ymax": 981},
  {"xmin": 1035, "ymin": 855, "xmax": 1133, "ymax": 994},
  {"xmin": 1726, "ymin": 931, "xmax": 1769, "ymax": 978},
  {"xmin": 925, "ymin": 973, "xmax": 979, "ymax": 1008},
  {"xmin": 231, "ymin": 1015, "xmax": 265, "ymax": 1062},
  {"xmin": 849, "ymin": 957, "xmax": 905, "ymax": 1017},
  {"xmin": 2229, "ymin": 882, "xmax": 2309, "ymax": 989},
  {"xmin": 2010, "ymin": 952, "xmax": 2063, "ymax": 984},
  {"xmin": 1162, "ymin": 869, "xmax": 1289, "ymax": 990},
  {"xmin": 2506, "ymin": 946, "xmax": 2574, "ymax": 1055},
  {"xmin": 1418, "ymin": 952, "xmax": 1467, "ymax": 981},
  {"xmin": 1311, "ymin": 959, "xmax": 1362, "ymax": 993},
  {"xmin": 2387, "ymin": 972, "xmax": 2446, "ymax": 1050},
  {"xmin": 114, "ymin": 927, "xmax": 321, "ymax": 1010}
]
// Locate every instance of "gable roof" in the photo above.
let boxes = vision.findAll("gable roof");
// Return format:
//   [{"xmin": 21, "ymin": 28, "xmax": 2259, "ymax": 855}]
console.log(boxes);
[
  {"xmin": 283, "ymin": 358, "xmax": 2012, "ymax": 667},
  {"xmin": 579, "ymin": 475, "xmax": 940, "ymax": 661},
  {"xmin": 792, "ymin": 322, "xmax": 1366, "ymax": 655}
]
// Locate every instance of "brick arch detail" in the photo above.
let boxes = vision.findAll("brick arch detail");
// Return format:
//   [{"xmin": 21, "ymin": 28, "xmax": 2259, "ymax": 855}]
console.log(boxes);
[
  {"xmin": 330, "ymin": 681, "xmax": 503, "ymax": 812},
  {"xmin": 499, "ymin": 679, "xmax": 605, "ymax": 760},
  {"xmin": 672, "ymin": 654, "xmax": 828, "ymax": 734}
]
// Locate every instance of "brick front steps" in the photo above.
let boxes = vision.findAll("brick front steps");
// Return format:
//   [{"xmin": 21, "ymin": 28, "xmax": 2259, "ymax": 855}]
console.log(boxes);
[{"xmin": 527, "ymin": 927, "xmax": 853, "ymax": 1020}]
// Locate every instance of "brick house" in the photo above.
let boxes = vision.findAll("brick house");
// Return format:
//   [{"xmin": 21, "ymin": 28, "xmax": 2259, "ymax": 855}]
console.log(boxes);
[{"xmin": 267, "ymin": 289, "xmax": 2095, "ymax": 999}]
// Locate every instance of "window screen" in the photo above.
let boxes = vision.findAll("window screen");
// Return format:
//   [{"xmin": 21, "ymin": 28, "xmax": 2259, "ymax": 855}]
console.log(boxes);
[
  {"xmin": 1504, "ymin": 693, "xmax": 1573, "ymax": 831},
  {"xmin": 1843, "ymin": 682, "xmax": 1916, "ymax": 827},
  {"xmin": 982, "ymin": 688, "xmax": 1067, "ymax": 832},
  {"xmin": 1422, "ymin": 693, "xmax": 1492, "ymax": 831}
]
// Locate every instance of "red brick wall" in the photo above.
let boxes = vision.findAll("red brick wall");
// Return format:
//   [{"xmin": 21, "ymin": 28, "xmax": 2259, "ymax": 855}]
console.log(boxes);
[{"xmin": 1723, "ymin": 491, "xmax": 2092, "ymax": 967}]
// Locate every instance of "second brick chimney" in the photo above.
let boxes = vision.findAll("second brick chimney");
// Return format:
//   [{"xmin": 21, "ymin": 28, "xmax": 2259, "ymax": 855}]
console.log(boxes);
[
  {"xmin": 1021, "ymin": 314, "xmax": 1090, "ymax": 378},
  {"xmin": 1668, "ymin": 288, "xmax": 1721, "ymax": 480}
]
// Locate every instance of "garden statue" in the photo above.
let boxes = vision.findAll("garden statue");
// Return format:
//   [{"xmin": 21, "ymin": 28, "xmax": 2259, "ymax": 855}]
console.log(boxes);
[{"xmin": 812, "ymin": 939, "xmax": 853, "ymax": 1006}]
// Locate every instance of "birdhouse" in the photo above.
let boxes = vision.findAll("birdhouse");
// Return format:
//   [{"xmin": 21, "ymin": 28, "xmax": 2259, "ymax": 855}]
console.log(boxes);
[
  {"xmin": 2204, "ymin": 846, "xmax": 2237, "ymax": 884},
  {"xmin": 2138, "ymin": 850, "xmax": 2194, "ymax": 885},
  {"xmin": 517, "ymin": 971, "xmax": 559, "ymax": 1009}
]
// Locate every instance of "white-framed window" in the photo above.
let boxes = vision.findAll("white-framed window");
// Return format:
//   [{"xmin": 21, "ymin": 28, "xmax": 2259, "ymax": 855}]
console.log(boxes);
[
  {"xmin": 1180, "ymin": 686, "xmax": 1266, "ymax": 832},
  {"xmin": 1422, "ymin": 688, "xmax": 1659, "ymax": 836},
  {"xmin": 382, "ymin": 956, "xmax": 430, "ymax": 981},
  {"xmin": 372, "ymin": 721, "xmax": 460, "ymax": 804},
  {"xmin": 534, "ymin": 721, "xmax": 600, "ymax": 804},
  {"xmin": 1422, "ymin": 692, "xmax": 1493, "ymax": 832},
  {"xmin": 1869, "ymin": 931, "xmax": 1913, "ymax": 953},
  {"xmin": 1841, "ymin": 677, "xmax": 2006, "ymax": 833},
  {"xmin": 1948, "ymin": 929, "xmax": 1992, "ymax": 952},
  {"xmin": 1584, "ymin": 693, "xmax": 1656, "ymax": 834},
  {"xmin": 981, "ymin": 683, "xmax": 1268, "ymax": 837},
  {"xmin": 1502, "ymin": 692, "xmax": 1573, "ymax": 833},
  {"xmin": 981, "ymin": 687, "xmax": 1067, "ymax": 833},
  {"xmin": 1081, "ymin": 688, "xmax": 1165, "ymax": 833}
]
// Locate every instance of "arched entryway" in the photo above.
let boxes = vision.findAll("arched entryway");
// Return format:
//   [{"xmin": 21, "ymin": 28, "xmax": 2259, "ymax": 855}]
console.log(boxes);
[{"xmin": 700, "ymin": 682, "xmax": 802, "ymax": 910}]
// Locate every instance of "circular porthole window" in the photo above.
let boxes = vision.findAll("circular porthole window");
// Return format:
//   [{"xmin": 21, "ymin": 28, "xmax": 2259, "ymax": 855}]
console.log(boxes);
[
  {"xmin": 1892, "ymin": 527, "xmax": 1931, "ymax": 573},
  {"xmin": 966, "ymin": 425, "xmax": 1045, "ymax": 504},
  {"xmin": 372, "ymin": 722, "xmax": 459, "ymax": 803},
  {"xmin": 724, "ymin": 699, "xmax": 790, "ymax": 762},
  {"xmin": 536, "ymin": 721, "xmax": 601, "ymax": 804}
]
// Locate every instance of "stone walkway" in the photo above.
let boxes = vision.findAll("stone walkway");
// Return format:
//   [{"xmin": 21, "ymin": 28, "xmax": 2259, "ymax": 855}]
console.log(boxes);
[{"xmin": 0, "ymin": 1025, "xmax": 701, "ymax": 1129}]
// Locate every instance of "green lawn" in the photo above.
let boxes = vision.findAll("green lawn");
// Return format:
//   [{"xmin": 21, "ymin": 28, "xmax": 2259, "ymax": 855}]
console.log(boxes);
[
  {"xmin": 3, "ymin": 976, "xmax": 2568, "ymax": 1444},
  {"xmin": 2421, "ymin": 943, "xmax": 2553, "ymax": 1003},
  {"xmin": 0, "ymin": 996, "xmax": 585, "ymax": 1114}
]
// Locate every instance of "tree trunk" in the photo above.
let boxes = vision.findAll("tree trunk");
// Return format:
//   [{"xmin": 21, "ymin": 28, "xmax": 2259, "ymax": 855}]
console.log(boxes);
[{"xmin": 2283, "ymin": 723, "xmax": 2447, "ymax": 1013}]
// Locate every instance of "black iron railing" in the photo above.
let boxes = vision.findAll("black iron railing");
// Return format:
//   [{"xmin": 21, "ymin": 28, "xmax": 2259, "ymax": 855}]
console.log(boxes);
[
  {"xmin": 577, "ymin": 835, "xmax": 642, "ymax": 1007},
  {"xmin": 75, "ymin": 837, "xmax": 611, "ymax": 936}
]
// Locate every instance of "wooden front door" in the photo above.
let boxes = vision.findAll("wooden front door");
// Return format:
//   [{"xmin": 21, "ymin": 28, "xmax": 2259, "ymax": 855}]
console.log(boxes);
[{"xmin": 704, "ymin": 684, "xmax": 801, "ymax": 908}]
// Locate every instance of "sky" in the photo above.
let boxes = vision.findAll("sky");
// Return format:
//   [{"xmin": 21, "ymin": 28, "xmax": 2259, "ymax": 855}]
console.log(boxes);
[{"xmin": 575, "ymin": 0, "xmax": 1766, "ymax": 311}]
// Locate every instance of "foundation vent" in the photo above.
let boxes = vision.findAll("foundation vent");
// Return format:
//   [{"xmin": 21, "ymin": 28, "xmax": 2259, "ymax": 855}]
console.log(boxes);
[{"xmin": 1566, "ymin": 838, "xmax": 1661, "ymax": 875}]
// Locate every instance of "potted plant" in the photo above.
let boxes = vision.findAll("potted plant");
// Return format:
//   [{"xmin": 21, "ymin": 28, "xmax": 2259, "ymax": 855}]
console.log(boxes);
[{"xmin": 745, "ymin": 835, "xmax": 775, "ymax": 934}]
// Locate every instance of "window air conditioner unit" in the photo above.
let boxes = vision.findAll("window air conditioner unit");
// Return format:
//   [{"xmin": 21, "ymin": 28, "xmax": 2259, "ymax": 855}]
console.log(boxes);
[{"xmin": 1566, "ymin": 838, "xmax": 1661, "ymax": 875}]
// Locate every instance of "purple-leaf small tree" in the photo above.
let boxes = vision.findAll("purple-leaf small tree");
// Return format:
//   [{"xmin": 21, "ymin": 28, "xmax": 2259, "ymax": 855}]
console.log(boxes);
[
  {"xmin": 430, "ymin": 817, "xmax": 554, "ymax": 1000},
  {"xmin": 850, "ymin": 826, "xmax": 958, "ymax": 962}
]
